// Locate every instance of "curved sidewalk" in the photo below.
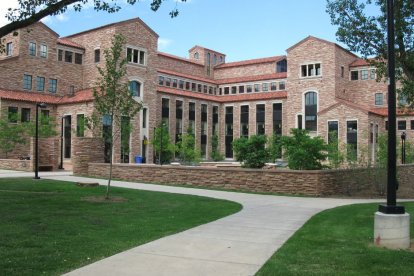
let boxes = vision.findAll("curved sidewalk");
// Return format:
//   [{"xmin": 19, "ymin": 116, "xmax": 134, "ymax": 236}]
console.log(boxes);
[{"xmin": 26, "ymin": 174, "xmax": 383, "ymax": 276}]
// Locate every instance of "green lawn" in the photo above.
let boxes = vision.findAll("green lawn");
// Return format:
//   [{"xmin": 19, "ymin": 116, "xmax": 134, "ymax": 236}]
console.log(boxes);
[
  {"xmin": 257, "ymin": 202, "xmax": 414, "ymax": 276},
  {"xmin": 0, "ymin": 178, "xmax": 242, "ymax": 276}
]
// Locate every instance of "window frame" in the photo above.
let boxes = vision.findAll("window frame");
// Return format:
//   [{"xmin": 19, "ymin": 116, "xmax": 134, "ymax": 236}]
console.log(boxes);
[
  {"xmin": 29, "ymin": 42, "xmax": 36, "ymax": 56},
  {"xmin": 39, "ymin": 44, "xmax": 47, "ymax": 58},
  {"xmin": 126, "ymin": 46, "xmax": 147, "ymax": 66}
]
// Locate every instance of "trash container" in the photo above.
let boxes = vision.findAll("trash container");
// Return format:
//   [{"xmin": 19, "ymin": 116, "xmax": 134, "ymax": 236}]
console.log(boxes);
[{"xmin": 135, "ymin": 155, "xmax": 142, "ymax": 164}]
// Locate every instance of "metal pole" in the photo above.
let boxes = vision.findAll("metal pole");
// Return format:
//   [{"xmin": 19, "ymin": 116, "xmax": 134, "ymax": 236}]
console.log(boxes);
[
  {"xmin": 34, "ymin": 104, "xmax": 40, "ymax": 179},
  {"xmin": 58, "ymin": 116, "xmax": 64, "ymax": 169},
  {"xmin": 379, "ymin": 0, "xmax": 404, "ymax": 214}
]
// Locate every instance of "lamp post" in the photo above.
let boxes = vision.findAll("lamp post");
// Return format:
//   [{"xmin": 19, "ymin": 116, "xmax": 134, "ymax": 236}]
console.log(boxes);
[
  {"xmin": 378, "ymin": 0, "xmax": 405, "ymax": 215},
  {"xmin": 401, "ymin": 132, "xmax": 406, "ymax": 164},
  {"xmin": 34, "ymin": 103, "xmax": 47, "ymax": 179},
  {"xmin": 374, "ymin": 0, "xmax": 410, "ymax": 250}
]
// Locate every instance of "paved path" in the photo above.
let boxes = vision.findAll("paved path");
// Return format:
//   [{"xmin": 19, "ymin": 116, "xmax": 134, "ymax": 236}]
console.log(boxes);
[{"xmin": 0, "ymin": 171, "xmax": 386, "ymax": 275}]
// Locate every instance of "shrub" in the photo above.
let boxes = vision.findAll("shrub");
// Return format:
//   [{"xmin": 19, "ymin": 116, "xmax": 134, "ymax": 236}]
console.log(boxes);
[
  {"xmin": 210, "ymin": 133, "xmax": 224, "ymax": 161},
  {"xmin": 152, "ymin": 123, "xmax": 175, "ymax": 164},
  {"xmin": 233, "ymin": 135, "xmax": 269, "ymax": 168},
  {"xmin": 267, "ymin": 134, "xmax": 282, "ymax": 163},
  {"xmin": 281, "ymin": 129, "xmax": 327, "ymax": 170},
  {"xmin": 176, "ymin": 131, "xmax": 201, "ymax": 164}
]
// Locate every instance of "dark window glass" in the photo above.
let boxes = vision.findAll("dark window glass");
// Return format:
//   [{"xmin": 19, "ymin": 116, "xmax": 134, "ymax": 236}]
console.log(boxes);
[
  {"xmin": 179, "ymin": 80, "xmax": 184, "ymax": 89},
  {"xmin": 64, "ymin": 51, "xmax": 73, "ymax": 63},
  {"xmin": 36, "ymin": 76, "xmax": 45, "ymax": 91},
  {"xmin": 328, "ymin": 121, "xmax": 339, "ymax": 144},
  {"xmin": 305, "ymin": 92, "xmax": 317, "ymax": 131},
  {"xmin": 347, "ymin": 120, "xmax": 358, "ymax": 161},
  {"xmin": 246, "ymin": 85, "xmax": 252, "ymax": 93},
  {"xmin": 271, "ymin": 82, "xmax": 277, "ymax": 91},
  {"xmin": 411, "ymin": 120, "xmax": 414, "ymax": 130},
  {"xmin": 231, "ymin": 86, "xmax": 237, "ymax": 94},
  {"xmin": 158, "ymin": 76, "xmax": 164, "ymax": 85},
  {"xmin": 351, "ymin": 71, "xmax": 359, "ymax": 80},
  {"xmin": 398, "ymin": 120, "xmax": 406, "ymax": 130},
  {"xmin": 75, "ymin": 53, "xmax": 82, "ymax": 64},
  {"xmin": 172, "ymin": 79, "xmax": 178, "ymax": 88},
  {"xmin": 276, "ymin": 59, "xmax": 287, "ymax": 73},
  {"xmin": 58, "ymin": 49, "xmax": 63, "ymax": 61},
  {"xmin": 94, "ymin": 49, "xmax": 100, "ymax": 63},
  {"xmin": 8, "ymin": 107, "xmax": 18, "ymax": 123},
  {"xmin": 23, "ymin": 74, "xmax": 32, "ymax": 90},
  {"xmin": 239, "ymin": 86, "xmax": 245, "ymax": 93},
  {"xmin": 21, "ymin": 108, "xmax": 31, "ymax": 122},
  {"xmin": 29, "ymin": 42, "xmax": 36, "ymax": 56},
  {"xmin": 224, "ymin": 87, "xmax": 229, "ymax": 94},
  {"xmin": 48, "ymin": 79, "xmax": 57, "ymax": 93},
  {"xmin": 129, "ymin": 81, "xmax": 140, "ymax": 97}
]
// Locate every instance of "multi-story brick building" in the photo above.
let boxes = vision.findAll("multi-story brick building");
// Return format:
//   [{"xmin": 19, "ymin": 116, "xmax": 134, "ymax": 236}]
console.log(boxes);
[{"xmin": 1, "ymin": 18, "xmax": 413, "ymax": 167}]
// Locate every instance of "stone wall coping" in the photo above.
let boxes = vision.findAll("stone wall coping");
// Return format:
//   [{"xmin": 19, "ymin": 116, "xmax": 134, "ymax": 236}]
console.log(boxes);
[{"xmin": 89, "ymin": 162, "xmax": 414, "ymax": 174}]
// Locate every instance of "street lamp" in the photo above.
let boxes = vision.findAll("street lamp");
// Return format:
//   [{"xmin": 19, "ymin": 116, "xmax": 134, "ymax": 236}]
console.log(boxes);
[
  {"xmin": 34, "ymin": 102, "xmax": 47, "ymax": 179},
  {"xmin": 401, "ymin": 132, "xmax": 406, "ymax": 164}
]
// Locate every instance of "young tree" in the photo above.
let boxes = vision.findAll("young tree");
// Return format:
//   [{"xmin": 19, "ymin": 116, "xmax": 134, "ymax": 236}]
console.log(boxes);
[
  {"xmin": 281, "ymin": 129, "xmax": 328, "ymax": 170},
  {"xmin": 326, "ymin": 0, "xmax": 414, "ymax": 107},
  {"xmin": 93, "ymin": 33, "xmax": 142, "ymax": 199},
  {"xmin": 233, "ymin": 135, "xmax": 269, "ymax": 168},
  {"xmin": 152, "ymin": 123, "xmax": 175, "ymax": 164},
  {"xmin": 210, "ymin": 133, "xmax": 224, "ymax": 161},
  {"xmin": 0, "ymin": 0, "xmax": 187, "ymax": 39},
  {"xmin": 267, "ymin": 134, "xmax": 282, "ymax": 163},
  {"xmin": 0, "ymin": 116, "xmax": 26, "ymax": 158},
  {"xmin": 176, "ymin": 127, "xmax": 201, "ymax": 164}
]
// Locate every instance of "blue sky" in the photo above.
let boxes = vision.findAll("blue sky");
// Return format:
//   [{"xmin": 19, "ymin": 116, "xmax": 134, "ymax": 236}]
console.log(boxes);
[{"xmin": 0, "ymin": 0, "xmax": 373, "ymax": 61}]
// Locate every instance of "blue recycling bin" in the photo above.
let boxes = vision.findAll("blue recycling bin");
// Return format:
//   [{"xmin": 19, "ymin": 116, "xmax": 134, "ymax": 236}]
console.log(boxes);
[{"xmin": 135, "ymin": 155, "xmax": 142, "ymax": 164}]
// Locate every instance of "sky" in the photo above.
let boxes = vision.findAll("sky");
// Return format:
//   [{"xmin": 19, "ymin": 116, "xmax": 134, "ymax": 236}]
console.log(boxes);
[{"xmin": 0, "ymin": 0, "xmax": 374, "ymax": 62}]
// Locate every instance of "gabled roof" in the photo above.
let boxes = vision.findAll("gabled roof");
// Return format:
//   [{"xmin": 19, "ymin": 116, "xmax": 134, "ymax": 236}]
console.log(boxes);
[
  {"xmin": 57, "ymin": 38, "xmax": 85, "ymax": 50},
  {"xmin": 65, "ymin": 18, "xmax": 158, "ymax": 38},
  {"xmin": 369, "ymin": 107, "xmax": 414, "ymax": 117},
  {"xmin": 215, "ymin": 56, "xmax": 285, "ymax": 69},
  {"xmin": 349, "ymin": 58, "xmax": 370, "ymax": 67},
  {"xmin": 158, "ymin": 52, "xmax": 204, "ymax": 66},
  {"xmin": 286, "ymin": 36, "xmax": 358, "ymax": 58},
  {"xmin": 318, "ymin": 99, "xmax": 371, "ymax": 116},
  {"xmin": 33, "ymin": 22, "xmax": 59, "ymax": 37},
  {"xmin": 188, "ymin": 45, "xmax": 226, "ymax": 56}
]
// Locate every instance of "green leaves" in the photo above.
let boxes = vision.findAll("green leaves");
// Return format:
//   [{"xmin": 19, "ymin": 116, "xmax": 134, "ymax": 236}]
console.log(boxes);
[
  {"xmin": 281, "ymin": 129, "xmax": 328, "ymax": 170},
  {"xmin": 233, "ymin": 135, "xmax": 269, "ymax": 168}
]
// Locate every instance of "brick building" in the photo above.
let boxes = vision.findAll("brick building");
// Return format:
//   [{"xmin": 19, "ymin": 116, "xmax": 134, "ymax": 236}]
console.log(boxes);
[{"xmin": 1, "ymin": 18, "xmax": 413, "ymax": 167}]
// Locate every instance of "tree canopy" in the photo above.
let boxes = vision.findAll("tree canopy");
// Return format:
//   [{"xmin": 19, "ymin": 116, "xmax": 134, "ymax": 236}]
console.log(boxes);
[
  {"xmin": 326, "ymin": 0, "xmax": 414, "ymax": 107},
  {"xmin": 0, "ymin": 0, "xmax": 186, "ymax": 38}
]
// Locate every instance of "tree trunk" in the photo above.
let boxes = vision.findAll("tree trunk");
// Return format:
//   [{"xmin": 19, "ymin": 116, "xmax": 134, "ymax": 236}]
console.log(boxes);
[{"xmin": 106, "ymin": 142, "xmax": 113, "ymax": 199}]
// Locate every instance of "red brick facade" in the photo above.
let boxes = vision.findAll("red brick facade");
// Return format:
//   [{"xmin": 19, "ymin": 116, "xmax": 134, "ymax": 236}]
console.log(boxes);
[{"xmin": 1, "ymin": 19, "xmax": 413, "ymax": 167}]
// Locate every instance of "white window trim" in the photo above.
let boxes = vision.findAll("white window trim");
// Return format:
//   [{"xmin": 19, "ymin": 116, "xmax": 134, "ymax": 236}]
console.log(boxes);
[
  {"xmin": 29, "ymin": 41, "xmax": 37, "ymax": 57},
  {"xmin": 327, "ymin": 119, "xmax": 340, "ymax": 144},
  {"xmin": 302, "ymin": 90, "xmax": 319, "ymax": 133},
  {"xmin": 40, "ymin": 44, "xmax": 48, "ymax": 58},
  {"xmin": 128, "ymin": 76, "xmax": 144, "ymax": 99},
  {"xmin": 346, "ymin": 118, "xmax": 359, "ymax": 156},
  {"xmin": 374, "ymin": 92, "xmax": 384, "ymax": 106},
  {"xmin": 299, "ymin": 62, "xmax": 322, "ymax": 79},
  {"xmin": 126, "ymin": 45, "xmax": 147, "ymax": 67}
]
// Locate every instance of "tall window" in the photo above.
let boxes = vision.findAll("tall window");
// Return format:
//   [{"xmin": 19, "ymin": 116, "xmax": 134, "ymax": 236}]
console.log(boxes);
[
  {"xmin": 305, "ymin": 92, "xmax": 317, "ymax": 131},
  {"xmin": 6, "ymin": 42, "xmax": 13, "ymax": 56},
  {"xmin": 375, "ymin": 93, "xmax": 383, "ymax": 105},
  {"xmin": 256, "ymin": 104, "xmax": 265, "ymax": 135},
  {"xmin": 94, "ymin": 49, "xmax": 100, "ymax": 63},
  {"xmin": 212, "ymin": 106, "xmax": 219, "ymax": 135},
  {"xmin": 48, "ymin": 79, "xmax": 57, "ymax": 93},
  {"xmin": 225, "ymin": 106, "xmax": 233, "ymax": 158},
  {"xmin": 21, "ymin": 108, "xmax": 31, "ymax": 122},
  {"xmin": 76, "ymin": 114, "xmax": 85, "ymax": 137},
  {"xmin": 40, "ymin": 45, "xmax": 47, "ymax": 58},
  {"xmin": 273, "ymin": 103, "xmax": 282, "ymax": 135},
  {"xmin": 23, "ymin": 74, "xmax": 32, "ymax": 90},
  {"xmin": 64, "ymin": 51, "xmax": 73, "ymax": 63},
  {"xmin": 8, "ymin": 107, "xmax": 18, "ymax": 123},
  {"xmin": 120, "ymin": 116, "xmax": 130, "ymax": 163},
  {"xmin": 29, "ymin": 42, "xmax": 36, "ymax": 56},
  {"xmin": 276, "ymin": 59, "xmax": 287, "ymax": 73},
  {"xmin": 361, "ymin": 69, "xmax": 368, "ymax": 80},
  {"xmin": 176, "ymin": 101, "xmax": 183, "ymax": 143},
  {"xmin": 240, "ymin": 105, "xmax": 249, "ymax": 138},
  {"xmin": 162, "ymin": 98, "xmax": 170, "ymax": 127},
  {"xmin": 328, "ymin": 121, "xmax": 339, "ymax": 144},
  {"xmin": 36, "ymin": 77, "xmax": 45, "ymax": 91},
  {"xmin": 189, "ymin": 102, "xmax": 195, "ymax": 134},
  {"xmin": 201, "ymin": 104, "xmax": 208, "ymax": 158},
  {"xmin": 129, "ymin": 81, "xmax": 141, "ymax": 97},
  {"xmin": 347, "ymin": 120, "xmax": 358, "ymax": 161}
]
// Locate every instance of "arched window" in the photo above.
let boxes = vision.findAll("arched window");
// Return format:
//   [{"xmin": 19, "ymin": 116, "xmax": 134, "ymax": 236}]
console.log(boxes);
[
  {"xmin": 194, "ymin": 52, "xmax": 199, "ymax": 59},
  {"xmin": 129, "ymin": 81, "xmax": 141, "ymax": 97},
  {"xmin": 305, "ymin": 91, "xmax": 317, "ymax": 131}
]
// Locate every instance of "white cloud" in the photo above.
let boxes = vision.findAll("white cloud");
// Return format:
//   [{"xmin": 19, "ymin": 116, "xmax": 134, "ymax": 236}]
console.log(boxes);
[
  {"xmin": 0, "ymin": 0, "xmax": 19, "ymax": 27},
  {"xmin": 158, "ymin": 38, "xmax": 173, "ymax": 51}
]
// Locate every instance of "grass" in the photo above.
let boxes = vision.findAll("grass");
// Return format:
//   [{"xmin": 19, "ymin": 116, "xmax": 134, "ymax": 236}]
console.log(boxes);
[
  {"xmin": 257, "ymin": 202, "xmax": 414, "ymax": 276},
  {"xmin": 0, "ymin": 178, "xmax": 242, "ymax": 276}
]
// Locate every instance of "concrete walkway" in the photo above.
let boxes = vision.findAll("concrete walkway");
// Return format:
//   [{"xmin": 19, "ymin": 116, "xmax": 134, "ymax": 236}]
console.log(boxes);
[{"xmin": 0, "ymin": 171, "xmax": 386, "ymax": 275}]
